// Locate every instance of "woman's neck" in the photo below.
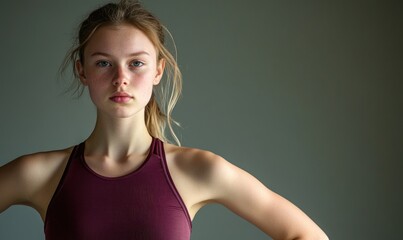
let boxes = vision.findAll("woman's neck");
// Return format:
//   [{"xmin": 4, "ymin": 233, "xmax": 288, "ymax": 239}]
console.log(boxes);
[{"xmin": 84, "ymin": 111, "xmax": 152, "ymax": 159}]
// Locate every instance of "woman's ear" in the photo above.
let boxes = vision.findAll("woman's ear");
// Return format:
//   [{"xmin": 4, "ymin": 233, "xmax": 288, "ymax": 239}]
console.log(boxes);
[
  {"xmin": 75, "ymin": 60, "xmax": 88, "ymax": 85},
  {"xmin": 153, "ymin": 58, "xmax": 165, "ymax": 85}
]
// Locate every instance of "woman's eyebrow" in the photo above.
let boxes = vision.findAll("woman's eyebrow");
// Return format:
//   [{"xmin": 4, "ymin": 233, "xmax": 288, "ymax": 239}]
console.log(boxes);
[{"xmin": 90, "ymin": 51, "xmax": 150, "ymax": 57}]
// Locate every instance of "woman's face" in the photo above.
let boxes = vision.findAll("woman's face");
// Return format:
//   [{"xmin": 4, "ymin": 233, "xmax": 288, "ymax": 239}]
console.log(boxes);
[{"xmin": 76, "ymin": 24, "xmax": 164, "ymax": 119}]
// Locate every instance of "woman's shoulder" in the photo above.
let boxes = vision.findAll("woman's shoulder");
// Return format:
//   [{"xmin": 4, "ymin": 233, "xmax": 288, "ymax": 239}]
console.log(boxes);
[
  {"xmin": 7, "ymin": 145, "xmax": 74, "ymax": 182},
  {"xmin": 162, "ymin": 142, "xmax": 234, "ymax": 213},
  {"xmin": 162, "ymin": 142, "xmax": 249, "ymax": 216},
  {"xmin": 164, "ymin": 142, "xmax": 221, "ymax": 165},
  {"xmin": 12, "ymin": 146, "xmax": 74, "ymax": 172},
  {"xmin": 163, "ymin": 142, "xmax": 232, "ymax": 182},
  {"xmin": 0, "ymin": 145, "xmax": 76, "ymax": 213},
  {"xmin": 4, "ymin": 147, "xmax": 75, "ymax": 192}
]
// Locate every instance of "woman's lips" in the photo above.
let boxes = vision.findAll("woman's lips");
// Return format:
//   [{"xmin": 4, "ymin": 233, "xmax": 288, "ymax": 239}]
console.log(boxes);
[{"xmin": 110, "ymin": 92, "xmax": 133, "ymax": 103}]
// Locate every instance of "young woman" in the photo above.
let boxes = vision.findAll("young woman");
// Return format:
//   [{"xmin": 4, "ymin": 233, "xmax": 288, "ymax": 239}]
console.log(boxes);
[{"xmin": 0, "ymin": 1, "xmax": 328, "ymax": 239}]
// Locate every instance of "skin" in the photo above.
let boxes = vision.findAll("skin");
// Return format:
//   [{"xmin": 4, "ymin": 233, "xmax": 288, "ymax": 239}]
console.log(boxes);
[{"xmin": 0, "ymin": 24, "xmax": 329, "ymax": 240}]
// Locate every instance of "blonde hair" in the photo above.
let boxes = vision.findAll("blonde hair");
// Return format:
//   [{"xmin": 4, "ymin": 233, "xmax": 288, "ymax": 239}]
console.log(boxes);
[{"xmin": 61, "ymin": 0, "xmax": 182, "ymax": 145}]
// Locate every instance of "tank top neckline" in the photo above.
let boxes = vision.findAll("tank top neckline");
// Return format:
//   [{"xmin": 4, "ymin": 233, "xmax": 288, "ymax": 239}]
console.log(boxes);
[{"xmin": 79, "ymin": 137, "xmax": 157, "ymax": 181}]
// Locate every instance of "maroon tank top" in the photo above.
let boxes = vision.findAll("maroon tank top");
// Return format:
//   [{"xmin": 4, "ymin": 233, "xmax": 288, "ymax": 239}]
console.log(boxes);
[{"xmin": 44, "ymin": 138, "xmax": 191, "ymax": 240}]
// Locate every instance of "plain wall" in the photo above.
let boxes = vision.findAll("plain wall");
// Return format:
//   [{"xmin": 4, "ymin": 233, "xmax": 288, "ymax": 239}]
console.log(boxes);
[{"xmin": 0, "ymin": 0, "xmax": 402, "ymax": 239}]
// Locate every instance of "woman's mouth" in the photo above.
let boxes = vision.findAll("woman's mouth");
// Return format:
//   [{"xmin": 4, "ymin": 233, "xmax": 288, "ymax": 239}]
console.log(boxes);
[{"xmin": 110, "ymin": 92, "xmax": 133, "ymax": 103}]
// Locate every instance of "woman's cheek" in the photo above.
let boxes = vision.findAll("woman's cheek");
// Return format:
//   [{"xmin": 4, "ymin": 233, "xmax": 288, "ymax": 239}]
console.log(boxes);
[{"xmin": 135, "ymin": 80, "xmax": 154, "ymax": 101}]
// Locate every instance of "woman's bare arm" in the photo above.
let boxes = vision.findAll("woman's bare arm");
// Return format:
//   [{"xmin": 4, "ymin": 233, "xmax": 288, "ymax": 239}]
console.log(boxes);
[
  {"xmin": 0, "ymin": 150, "xmax": 71, "ymax": 218},
  {"xmin": 202, "ymin": 153, "xmax": 329, "ymax": 240},
  {"xmin": 0, "ymin": 155, "xmax": 38, "ymax": 212}
]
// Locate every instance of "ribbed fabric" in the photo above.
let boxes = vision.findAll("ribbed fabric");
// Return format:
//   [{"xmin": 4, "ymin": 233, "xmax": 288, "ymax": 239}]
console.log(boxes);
[{"xmin": 44, "ymin": 138, "xmax": 191, "ymax": 240}]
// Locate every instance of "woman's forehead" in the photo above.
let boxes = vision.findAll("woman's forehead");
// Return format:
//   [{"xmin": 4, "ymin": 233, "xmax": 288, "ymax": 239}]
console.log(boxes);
[{"xmin": 84, "ymin": 24, "xmax": 157, "ymax": 58}]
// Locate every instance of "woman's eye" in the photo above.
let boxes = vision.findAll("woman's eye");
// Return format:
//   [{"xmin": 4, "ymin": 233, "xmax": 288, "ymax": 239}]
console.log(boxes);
[
  {"xmin": 96, "ymin": 61, "xmax": 111, "ymax": 67},
  {"xmin": 131, "ymin": 61, "xmax": 144, "ymax": 67}
]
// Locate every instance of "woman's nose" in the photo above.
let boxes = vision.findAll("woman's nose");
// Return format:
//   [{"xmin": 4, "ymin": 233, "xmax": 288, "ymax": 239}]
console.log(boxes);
[{"xmin": 112, "ymin": 66, "xmax": 129, "ymax": 87}]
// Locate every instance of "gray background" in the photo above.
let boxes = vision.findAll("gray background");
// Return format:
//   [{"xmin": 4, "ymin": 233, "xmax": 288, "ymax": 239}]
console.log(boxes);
[{"xmin": 0, "ymin": 0, "xmax": 402, "ymax": 239}]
